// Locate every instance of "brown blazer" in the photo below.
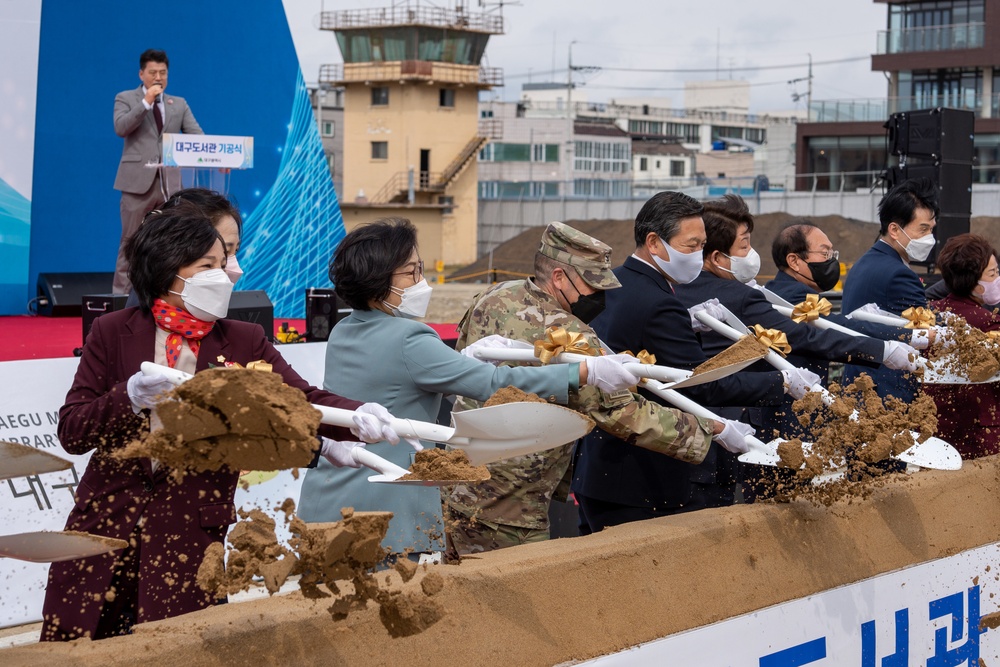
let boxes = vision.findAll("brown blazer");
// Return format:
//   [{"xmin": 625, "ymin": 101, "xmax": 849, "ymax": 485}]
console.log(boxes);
[
  {"xmin": 926, "ymin": 293, "xmax": 1000, "ymax": 460},
  {"xmin": 41, "ymin": 308, "xmax": 361, "ymax": 641}
]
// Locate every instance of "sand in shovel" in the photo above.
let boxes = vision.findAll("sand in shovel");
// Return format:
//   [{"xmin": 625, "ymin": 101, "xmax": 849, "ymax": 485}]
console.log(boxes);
[
  {"xmin": 693, "ymin": 336, "xmax": 768, "ymax": 375},
  {"xmin": 119, "ymin": 367, "xmax": 322, "ymax": 474}
]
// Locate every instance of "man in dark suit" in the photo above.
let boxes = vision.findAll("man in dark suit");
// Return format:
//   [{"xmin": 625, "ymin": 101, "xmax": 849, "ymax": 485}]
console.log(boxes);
[
  {"xmin": 112, "ymin": 49, "xmax": 203, "ymax": 294},
  {"xmin": 572, "ymin": 192, "xmax": 802, "ymax": 532},
  {"xmin": 841, "ymin": 179, "xmax": 939, "ymax": 401}
]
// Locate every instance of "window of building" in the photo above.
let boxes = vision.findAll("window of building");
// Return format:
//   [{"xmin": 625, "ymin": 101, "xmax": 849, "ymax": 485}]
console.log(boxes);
[
  {"xmin": 321, "ymin": 121, "xmax": 335, "ymax": 137},
  {"xmin": 438, "ymin": 195, "xmax": 454, "ymax": 214},
  {"xmin": 480, "ymin": 109, "xmax": 494, "ymax": 118},
  {"xmin": 639, "ymin": 157, "xmax": 648, "ymax": 171},
  {"xmin": 531, "ymin": 144, "xmax": 559, "ymax": 163},
  {"xmin": 439, "ymin": 88, "xmax": 456, "ymax": 108},
  {"xmin": 573, "ymin": 179, "xmax": 631, "ymax": 198},
  {"xmin": 656, "ymin": 160, "xmax": 661, "ymax": 169},
  {"xmin": 574, "ymin": 140, "xmax": 631, "ymax": 173},
  {"xmin": 371, "ymin": 87, "xmax": 389, "ymax": 106},
  {"xmin": 478, "ymin": 143, "xmax": 494, "ymax": 161},
  {"xmin": 478, "ymin": 181, "xmax": 560, "ymax": 200},
  {"xmin": 670, "ymin": 160, "xmax": 685, "ymax": 177},
  {"xmin": 371, "ymin": 141, "xmax": 388, "ymax": 160}
]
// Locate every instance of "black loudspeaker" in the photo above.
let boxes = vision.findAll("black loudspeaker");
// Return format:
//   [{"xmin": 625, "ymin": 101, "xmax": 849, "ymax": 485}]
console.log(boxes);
[
  {"xmin": 82, "ymin": 294, "xmax": 128, "ymax": 346},
  {"xmin": 36, "ymin": 272, "xmax": 114, "ymax": 317},
  {"xmin": 226, "ymin": 290, "xmax": 274, "ymax": 341},
  {"xmin": 305, "ymin": 288, "xmax": 352, "ymax": 342},
  {"xmin": 887, "ymin": 108, "xmax": 975, "ymax": 161},
  {"xmin": 887, "ymin": 161, "xmax": 973, "ymax": 217}
]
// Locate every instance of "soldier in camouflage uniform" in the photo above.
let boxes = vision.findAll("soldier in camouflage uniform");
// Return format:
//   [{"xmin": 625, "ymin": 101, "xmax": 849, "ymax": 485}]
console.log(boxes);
[{"xmin": 445, "ymin": 221, "xmax": 726, "ymax": 556}]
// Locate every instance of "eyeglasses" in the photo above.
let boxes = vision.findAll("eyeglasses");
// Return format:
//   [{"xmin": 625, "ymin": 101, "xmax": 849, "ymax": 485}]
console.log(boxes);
[
  {"xmin": 804, "ymin": 249, "xmax": 839, "ymax": 261},
  {"xmin": 393, "ymin": 259, "xmax": 424, "ymax": 283}
]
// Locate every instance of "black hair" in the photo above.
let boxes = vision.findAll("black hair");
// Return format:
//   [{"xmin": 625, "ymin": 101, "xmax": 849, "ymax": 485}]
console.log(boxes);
[
  {"xmin": 772, "ymin": 220, "xmax": 819, "ymax": 270},
  {"xmin": 125, "ymin": 203, "xmax": 224, "ymax": 312},
  {"xmin": 702, "ymin": 194, "xmax": 755, "ymax": 258},
  {"xmin": 162, "ymin": 188, "xmax": 243, "ymax": 238},
  {"xmin": 330, "ymin": 217, "xmax": 418, "ymax": 310},
  {"xmin": 633, "ymin": 191, "xmax": 704, "ymax": 248},
  {"xmin": 878, "ymin": 178, "xmax": 940, "ymax": 236},
  {"xmin": 139, "ymin": 49, "xmax": 169, "ymax": 70}
]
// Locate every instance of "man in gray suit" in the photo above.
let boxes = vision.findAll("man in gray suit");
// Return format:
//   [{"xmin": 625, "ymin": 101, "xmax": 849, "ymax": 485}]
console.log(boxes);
[{"xmin": 112, "ymin": 48, "xmax": 203, "ymax": 294}]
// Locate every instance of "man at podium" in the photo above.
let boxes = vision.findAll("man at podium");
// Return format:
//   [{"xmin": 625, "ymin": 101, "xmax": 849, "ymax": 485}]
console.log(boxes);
[{"xmin": 112, "ymin": 48, "xmax": 203, "ymax": 294}]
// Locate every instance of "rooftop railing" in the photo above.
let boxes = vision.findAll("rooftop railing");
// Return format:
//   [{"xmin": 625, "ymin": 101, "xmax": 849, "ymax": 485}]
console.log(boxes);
[
  {"xmin": 319, "ymin": 6, "xmax": 503, "ymax": 34},
  {"xmin": 518, "ymin": 99, "xmax": 795, "ymax": 126},
  {"xmin": 809, "ymin": 94, "xmax": 1000, "ymax": 122},
  {"xmin": 319, "ymin": 62, "xmax": 502, "ymax": 88},
  {"xmin": 877, "ymin": 22, "xmax": 984, "ymax": 54}
]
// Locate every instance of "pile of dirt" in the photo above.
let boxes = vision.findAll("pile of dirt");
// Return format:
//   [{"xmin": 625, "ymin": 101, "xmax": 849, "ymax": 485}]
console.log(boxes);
[
  {"xmin": 773, "ymin": 373, "xmax": 939, "ymax": 505},
  {"xmin": 450, "ymin": 214, "xmax": 1000, "ymax": 285},
  {"xmin": 118, "ymin": 367, "xmax": 321, "ymax": 475},
  {"xmin": 693, "ymin": 336, "xmax": 768, "ymax": 375},
  {"xmin": 927, "ymin": 314, "xmax": 1000, "ymax": 382},
  {"xmin": 196, "ymin": 503, "xmax": 445, "ymax": 637},
  {"xmin": 9, "ymin": 457, "xmax": 1000, "ymax": 667},
  {"xmin": 399, "ymin": 449, "xmax": 489, "ymax": 482},
  {"xmin": 483, "ymin": 386, "xmax": 548, "ymax": 407}
]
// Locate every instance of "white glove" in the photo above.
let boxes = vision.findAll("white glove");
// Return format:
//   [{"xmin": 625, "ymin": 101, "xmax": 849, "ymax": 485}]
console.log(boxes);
[
  {"xmin": 882, "ymin": 341, "xmax": 920, "ymax": 372},
  {"xmin": 909, "ymin": 329, "xmax": 931, "ymax": 350},
  {"xmin": 583, "ymin": 354, "xmax": 643, "ymax": 392},
  {"xmin": 846, "ymin": 302, "xmax": 886, "ymax": 318},
  {"xmin": 780, "ymin": 368, "xmax": 822, "ymax": 400},
  {"xmin": 459, "ymin": 334, "xmax": 533, "ymax": 364},
  {"xmin": 126, "ymin": 371, "xmax": 175, "ymax": 413},
  {"xmin": 320, "ymin": 437, "xmax": 365, "ymax": 468},
  {"xmin": 688, "ymin": 299, "xmax": 727, "ymax": 333},
  {"xmin": 350, "ymin": 402, "xmax": 423, "ymax": 450},
  {"xmin": 713, "ymin": 419, "xmax": 754, "ymax": 454}
]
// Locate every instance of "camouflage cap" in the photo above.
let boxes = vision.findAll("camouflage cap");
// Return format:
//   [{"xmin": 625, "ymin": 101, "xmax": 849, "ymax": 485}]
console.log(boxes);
[{"xmin": 538, "ymin": 221, "xmax": 621, "ymax": 290}]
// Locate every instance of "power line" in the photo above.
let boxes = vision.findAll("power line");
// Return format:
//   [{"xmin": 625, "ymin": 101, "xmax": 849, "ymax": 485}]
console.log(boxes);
[{"xmin": 598, "ymin": 55, "xmax": 868, "ymax": 74}]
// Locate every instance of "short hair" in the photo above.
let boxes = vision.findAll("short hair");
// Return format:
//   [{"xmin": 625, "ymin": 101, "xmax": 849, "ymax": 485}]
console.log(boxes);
[
  {"xmin": 772, "ymin": 220, "xmax": 819, "ymax": 270},
  {"xmin": 533, "ymin": 251, "xmax": 580, "ymax": 288},
  {"xmin": 878, "ymin": 178, "xmax": 939, "ymax": 236},
  {"xmin": 634, "ymin": 191, "xmax": 704, "ymax": 247},
  {"xmin": 937, "ymin": 233, "xmax": 995, "ymax": 297},
  {"xmin": 330, "ymin": 217, "xmax": 417, "ymax": 310},
  {"xmin": 125, "ymin": 203, "xmax": 224, "ymax": 312},
  {"xmin": 162, "ymin": 188, "xmax": 243, "ymax": 238},
  {"xmin": 140, "ymin": 49, "xmax": 169, "ymax": 70},
  {"xmin": 702, "ymin": 194, "xmax": 755, "ymax": 258}
]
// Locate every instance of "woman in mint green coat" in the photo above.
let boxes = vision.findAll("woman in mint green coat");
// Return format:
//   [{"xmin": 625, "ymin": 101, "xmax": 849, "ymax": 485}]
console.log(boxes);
[{"xmin": 297, "ymin": 218, "xmax": 632, "ymax": 555}]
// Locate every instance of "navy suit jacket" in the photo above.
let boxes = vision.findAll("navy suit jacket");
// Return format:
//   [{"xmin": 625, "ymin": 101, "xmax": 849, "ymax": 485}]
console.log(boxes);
[
  {"xmin": 572, "ymin": 257, "xmax": 784, "ymax": 507},
  {"xmin": 841, "ymin": 241, "xmax": 928, "ymax": 400}
]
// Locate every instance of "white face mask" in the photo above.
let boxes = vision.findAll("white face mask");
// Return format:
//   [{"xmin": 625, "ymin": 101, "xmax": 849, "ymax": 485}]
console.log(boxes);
[
  {"xmin": 169, "ymin": 268, "xmax": 234, "ymax": 321},
  {"xmin": 385, "ymin": 278, "xmax": 433, "ymax": 319},
  {"xmin": 721, "ymin": 247, "xmax": 761, "ymax": 284},
  {"xmin": 979, "ymin": 277, "xmax": 1000, "ymax": 305},
  {"xmin": 652, "ymin": 236, "xmax": 703, "ymax": 285},
  {"xmin": 224, "ymin": 254, "xmax": 243, "ymax": 285},
  {"xmin": 899, "ymin": 227, "xmax": 936, "ymax": 262}
]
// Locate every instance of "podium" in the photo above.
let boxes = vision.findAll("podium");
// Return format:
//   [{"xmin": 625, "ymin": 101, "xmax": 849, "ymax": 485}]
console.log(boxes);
[{"xmin": 145, "ymin": 133, "xmax": 254, "ymax": 197}]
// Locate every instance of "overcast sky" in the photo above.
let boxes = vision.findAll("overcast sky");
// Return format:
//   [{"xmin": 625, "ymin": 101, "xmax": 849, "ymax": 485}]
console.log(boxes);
[{"xmin": 282, "ymin": 0, "xmax": 890, "ymax": 114}]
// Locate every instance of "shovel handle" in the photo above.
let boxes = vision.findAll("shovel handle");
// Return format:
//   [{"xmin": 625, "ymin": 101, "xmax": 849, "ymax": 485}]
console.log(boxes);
[
  {"xmin": 473, "ymin": 348, "xmax": 690, "ymax": 383},
  {"xmin": 351, "ymin": 447, "xmax": 408, "ymax": 477},
  {"xmin": 847, "ymin": 309, "xmax": 909, "ymax": 327},
  {"xmin": 140, "ymin": 362, "xmax": 459, "ymax": 445}
]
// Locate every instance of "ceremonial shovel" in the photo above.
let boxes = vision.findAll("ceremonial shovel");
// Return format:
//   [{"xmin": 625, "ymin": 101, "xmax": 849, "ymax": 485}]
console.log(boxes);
[
  {"xmin": 692, "ymin": 307, "xmax": 962, "ymax": 472},
  {"xmin": 0, "ymin": 441, "xmax": 128, "ymax": 562},
  {"xmin": 141, "ymin": 362, "xmax": 594, "ymax": 483},
  {"xmin": 471, "ymin": 347, "xmax": 766, "ymax": 388}
]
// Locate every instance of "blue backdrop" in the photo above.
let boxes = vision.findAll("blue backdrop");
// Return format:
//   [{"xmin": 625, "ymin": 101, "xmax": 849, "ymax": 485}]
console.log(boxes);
[{"xmin": 27, "ymin": 0, "xmax": 343, "ymax": 318}]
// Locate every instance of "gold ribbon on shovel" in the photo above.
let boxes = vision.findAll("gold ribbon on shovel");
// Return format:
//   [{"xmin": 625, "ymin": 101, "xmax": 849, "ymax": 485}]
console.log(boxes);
[
  {"xmin": 901, "ymin": 307, "xmax": 936, "ymax": 329},
  {"xmin": 215, "ymin": 357, "xmax": 275, "ymax": 373},
  {"xmin": 621, "ymin": 349, "xmax": 656, "ymax": 365},
  {"xmin": 751, "ymin": 325, "xmax": 792, "ymax": 357},
  {"xmin": 791, "ymin": 294, "xmax": 833, "ymax": 323},
  {"xmin": 534, "ymin": 326, "xmax": 597, "ymax": 364}
]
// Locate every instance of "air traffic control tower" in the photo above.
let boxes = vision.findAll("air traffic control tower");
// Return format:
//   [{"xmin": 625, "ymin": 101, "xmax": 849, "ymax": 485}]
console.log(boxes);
[{"xmin": 319, "ymin": 3, "xmax": 503, "ymax": 268}]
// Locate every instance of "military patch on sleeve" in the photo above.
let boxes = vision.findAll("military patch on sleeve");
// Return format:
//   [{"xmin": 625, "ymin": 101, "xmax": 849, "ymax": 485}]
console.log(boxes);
[{"xmin": 598, "ymin": 388, "xmax": 633, "ymax": 409}]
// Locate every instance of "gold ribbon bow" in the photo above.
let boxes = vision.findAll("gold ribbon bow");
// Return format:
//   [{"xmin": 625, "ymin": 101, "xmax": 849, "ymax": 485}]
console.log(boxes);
[
  {"xmin": 791, "ymin": 293, "xmax": 833, "ymax": 323},
  {"xmin": 751, "ymin": 325, "xmax": 792, "ymax": 357},
  {"xmin": 533, "ymin": 326, "xmax": 596, "ymax": 364},
  {"xmin": 901, "ymin": 307, "xmax": 936, "ymax": 329},
  {"xmin": 215, "ymin": 357, "xmax": 274, "ymax": 373},
  {"xmin": 621, "ymin": 349, "xmax": 656, "ymax": 365}
]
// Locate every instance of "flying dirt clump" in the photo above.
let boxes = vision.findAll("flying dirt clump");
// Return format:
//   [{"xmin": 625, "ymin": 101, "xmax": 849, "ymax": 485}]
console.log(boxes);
[
  {"xmin": 196, "ymin": 503, "xmax": 446, "ymax": 637},
  {"xmin": 119, "ymin": 367, "xmax": 322, "ymax": 475}
]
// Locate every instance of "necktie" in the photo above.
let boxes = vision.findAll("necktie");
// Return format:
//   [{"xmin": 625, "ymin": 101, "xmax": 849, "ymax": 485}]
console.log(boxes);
[{"xmin": 152, "ymin": 98, "xmax": 163, "ymax": 134}]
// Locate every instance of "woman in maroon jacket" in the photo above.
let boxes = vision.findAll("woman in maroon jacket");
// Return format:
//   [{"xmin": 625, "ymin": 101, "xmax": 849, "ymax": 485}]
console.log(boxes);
[
  {"xmin": 41, "ymin": 207, "xmax": 399, "ymax": 641},
  {"xmin": 926, "ymin": 233, "xmax": 1000, "ymax": 460}
]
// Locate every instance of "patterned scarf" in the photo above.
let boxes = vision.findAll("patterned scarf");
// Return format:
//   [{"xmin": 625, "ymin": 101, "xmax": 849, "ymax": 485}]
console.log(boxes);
[{"xmin": 152, "ymin": 298, "xmax": 215, "ymax": 368}]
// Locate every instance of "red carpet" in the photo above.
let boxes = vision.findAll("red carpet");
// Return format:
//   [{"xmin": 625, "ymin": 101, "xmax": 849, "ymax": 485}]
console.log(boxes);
[{"xmin": 0, "ymin": 316, "xmax": 458, "ymax": 362}]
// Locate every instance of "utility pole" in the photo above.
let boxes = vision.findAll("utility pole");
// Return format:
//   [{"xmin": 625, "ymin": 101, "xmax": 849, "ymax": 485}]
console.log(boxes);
[{"xmin": 566, "ymin": 40, "xmax": 577, "ymax": 196}]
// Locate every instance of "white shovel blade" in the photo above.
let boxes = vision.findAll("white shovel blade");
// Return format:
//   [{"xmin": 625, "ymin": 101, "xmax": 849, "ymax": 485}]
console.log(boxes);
[
  {"xmin": 0, "ymin": 531, "xmax": 127, "ymax": 563},
  {"xmin": 667, "ymin": 355, "xmax": 767, "ymax": 390},
  {"xmin": 738, "ymin": 438, "xmax": 782, "ymax": 466},
  {"xmin": 920, "ymin": 355, "xmax": 996, "ymax": 385},
  {"xmin": 896, "ymin": 434, "xmax": 963, "ymax": 470},
  {"xmin": 449, "ymin": 402, "xmax": 594, "ymax": 466},
  {"xmin": 0, "ymin": 441, "xmax": 73, "ymax": 481},
  {"xmin": 757, "ymin": 287, "xmax": 795, "ymax": 309}
]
